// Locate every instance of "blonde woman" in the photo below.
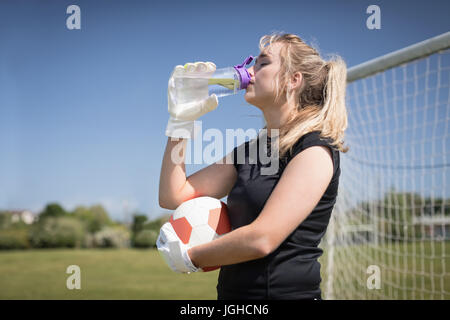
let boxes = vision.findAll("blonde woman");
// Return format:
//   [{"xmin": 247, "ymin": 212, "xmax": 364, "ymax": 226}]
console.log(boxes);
[{"xmin": 158, "ymin": 32, "xmax": 348, "ymax": 300}]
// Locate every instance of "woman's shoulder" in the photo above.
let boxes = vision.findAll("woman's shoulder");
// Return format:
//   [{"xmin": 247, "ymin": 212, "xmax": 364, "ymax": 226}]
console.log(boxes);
[
  {"xmin": 282, "ymin": 131, "xmax": 340, "ymax": 174},
  {"xmin": 291, "ymin": 131, "xmax": 336, "ymax": 154}
]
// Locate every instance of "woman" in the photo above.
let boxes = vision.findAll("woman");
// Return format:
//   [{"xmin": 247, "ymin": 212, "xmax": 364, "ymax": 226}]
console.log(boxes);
[{"xmin": 158, "ymin": 32, "xmax": 348, "ymax": 300}]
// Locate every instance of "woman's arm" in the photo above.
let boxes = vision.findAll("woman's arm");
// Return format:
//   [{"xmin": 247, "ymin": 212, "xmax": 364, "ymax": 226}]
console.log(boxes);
[
  {"xmin": 158, "ymin": 137, "xmax": 190, "ymax": 209},
  {"xmin": 188, "ymin": 145, "xmax": 334, "ymax": 269},
  {"xmin": 159, "ymin": 137, "xmax": 238, "ymax": 210}
]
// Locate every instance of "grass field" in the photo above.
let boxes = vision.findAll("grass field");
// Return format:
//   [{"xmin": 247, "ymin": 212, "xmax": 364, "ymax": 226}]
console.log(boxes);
[
  {"xmin": 1, "ymin": 241, "xmax": 448, "ymax": 299},
  {"xmin": 0, "ymin": 249, "xmax": 219, "ymax": 299}
]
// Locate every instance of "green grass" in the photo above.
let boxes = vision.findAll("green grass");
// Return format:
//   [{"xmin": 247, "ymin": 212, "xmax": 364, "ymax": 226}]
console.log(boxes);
[
  {"xmin": 0, "ymin": 249, "xmax": 219, "ymax": 299},
  {"xmin": 1, "ymin": 241, "xmax": 448, "ymax": 299}
]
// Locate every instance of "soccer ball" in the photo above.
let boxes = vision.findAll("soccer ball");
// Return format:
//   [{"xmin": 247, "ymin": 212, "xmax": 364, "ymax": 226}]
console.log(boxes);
[{"xmin": 169, "ymin": 196, "xmax": 231, "ymax": 272}]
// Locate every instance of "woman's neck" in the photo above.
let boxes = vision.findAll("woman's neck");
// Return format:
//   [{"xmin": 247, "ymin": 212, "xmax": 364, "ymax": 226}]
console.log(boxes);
[{"xmin": 262, "ymin": 101, "xmax": 296, "ymax": 137}]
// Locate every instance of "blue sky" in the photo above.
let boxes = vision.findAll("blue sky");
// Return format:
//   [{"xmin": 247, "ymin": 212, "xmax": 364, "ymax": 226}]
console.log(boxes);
[{"xmin": 1, "ymin": 0, "xmax": 449, "ymax": 221}]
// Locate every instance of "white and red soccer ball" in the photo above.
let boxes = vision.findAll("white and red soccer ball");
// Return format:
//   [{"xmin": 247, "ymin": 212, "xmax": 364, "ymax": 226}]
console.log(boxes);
[{"xmin": 169, "ymin": 196, "xmax": 231, "ymax": 272}]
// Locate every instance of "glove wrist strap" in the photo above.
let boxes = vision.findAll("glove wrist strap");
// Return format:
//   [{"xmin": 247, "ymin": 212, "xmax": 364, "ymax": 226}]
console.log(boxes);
[
  {"xmin": 165, "ymin": 116, "xmax": 197, "ymax": 139},
  {"xmin": 183, "ymin": 248, "xmax": 202, "ymax": 273}
]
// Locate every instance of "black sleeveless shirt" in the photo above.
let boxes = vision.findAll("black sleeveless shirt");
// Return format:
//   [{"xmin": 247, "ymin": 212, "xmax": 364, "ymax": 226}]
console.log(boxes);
[{"xmin": 217, "ymin": 130, "xmax": 341, "ymax": 300}]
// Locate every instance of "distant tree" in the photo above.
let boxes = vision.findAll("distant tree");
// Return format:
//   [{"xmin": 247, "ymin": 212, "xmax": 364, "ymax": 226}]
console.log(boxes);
[
  {"xmin": 38, "ymin": 203, "xmax": 68, "ymax": 221},
  {"xmin": 0, "ymin": 211, "xmax": 12, "ymax": 229},
  {"xmin": 143, "ymin": 214, "xmax": 170, "ymax": 233},
  {"xmin": 131, "ymin": 214, "xmax": 148, "ymax": 246},
  {"xmin": 422, "ymin": 197, "xmax": 449, "ymax": 216},
  {"xmin": 71, "ymin": 204, "xmax": 112, "ymax": 233}
]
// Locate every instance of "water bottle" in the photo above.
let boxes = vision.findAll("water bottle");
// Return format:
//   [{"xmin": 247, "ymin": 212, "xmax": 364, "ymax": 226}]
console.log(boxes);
[{"xmin": 172, "ymin": 55, "xmax": 254, "ymax": 103}]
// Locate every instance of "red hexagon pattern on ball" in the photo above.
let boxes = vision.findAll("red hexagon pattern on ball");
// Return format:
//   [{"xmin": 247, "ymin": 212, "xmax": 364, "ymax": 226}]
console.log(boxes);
[
  {"xmin": 202, "ymin": 265, "xmax": 220, "ymax": 272},
  {"xmin": 169, "ymin": 215, "xmax": 192, "ymax": 245},
  {"xmin": 208, "ymin": 202, "xmax": 231, "ymax": 235}
]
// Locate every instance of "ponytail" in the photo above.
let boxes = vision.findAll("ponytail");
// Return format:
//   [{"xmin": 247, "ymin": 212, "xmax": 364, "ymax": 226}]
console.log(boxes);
[{"xmin": 319, "ymin": 56, "xmax": 349, "ymax": 152}]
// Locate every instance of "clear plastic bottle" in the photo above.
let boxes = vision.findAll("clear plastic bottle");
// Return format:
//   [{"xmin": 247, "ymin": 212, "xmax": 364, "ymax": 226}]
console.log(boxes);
[{"xmin": 172, "ymin": 56, "xmax": 254, "ymax": 103}]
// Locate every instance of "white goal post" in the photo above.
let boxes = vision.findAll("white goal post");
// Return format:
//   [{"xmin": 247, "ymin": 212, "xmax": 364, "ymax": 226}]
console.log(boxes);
[{"xmin": 320, "ymin": 32, "xmax": 450, "ymax": 300}]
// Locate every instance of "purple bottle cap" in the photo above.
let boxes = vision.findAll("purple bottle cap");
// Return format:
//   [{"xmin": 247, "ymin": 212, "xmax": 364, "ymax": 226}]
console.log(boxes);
[{"xmin": 234, "ymin": 55, "xmax": 254, "ymax": 90}]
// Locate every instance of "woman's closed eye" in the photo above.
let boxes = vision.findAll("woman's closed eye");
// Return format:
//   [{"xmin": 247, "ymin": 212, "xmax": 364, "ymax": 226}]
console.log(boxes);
[{"xmin": 255, "ymin": 62, "xmax": 268, "ymax": 68}]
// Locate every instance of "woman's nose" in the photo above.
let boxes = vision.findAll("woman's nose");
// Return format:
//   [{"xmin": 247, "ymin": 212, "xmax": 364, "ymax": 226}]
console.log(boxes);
[{"xmin": 247, "ymin": 66, "xmax": 254, "ymax": 78}]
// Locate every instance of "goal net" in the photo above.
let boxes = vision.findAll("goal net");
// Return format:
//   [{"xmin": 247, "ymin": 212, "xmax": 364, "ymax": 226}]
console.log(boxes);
[{"xmin": 320, "ymin": 32, "xmax": 450, "ymax": 299}]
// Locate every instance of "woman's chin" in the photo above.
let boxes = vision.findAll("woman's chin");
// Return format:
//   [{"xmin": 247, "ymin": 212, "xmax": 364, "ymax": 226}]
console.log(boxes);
[
  {"xmin": 244, "ymin": 92, "xmax": 255, "ymax": 104},
  {"xmin": 244, "ymin": 98, "xmax": 262, "ymax": 111}
]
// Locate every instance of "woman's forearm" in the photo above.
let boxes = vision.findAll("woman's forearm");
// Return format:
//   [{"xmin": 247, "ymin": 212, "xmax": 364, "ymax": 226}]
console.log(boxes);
[
  {"xmin": 188, "ymin": 224, "xmax": 271, "ymax": 269},
  {"xmin": 158, "ymin": 137, "xmax": 188, "ymax": 209}
]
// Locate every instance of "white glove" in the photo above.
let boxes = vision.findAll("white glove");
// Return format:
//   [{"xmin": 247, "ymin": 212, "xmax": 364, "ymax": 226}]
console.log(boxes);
[
  {"xmin": 156, "ymin": 222, "xmax": 202, "ymax": 273},
  {"xmin": 165, "ymin": 62, "xmax": 219, "ymax": 139}
]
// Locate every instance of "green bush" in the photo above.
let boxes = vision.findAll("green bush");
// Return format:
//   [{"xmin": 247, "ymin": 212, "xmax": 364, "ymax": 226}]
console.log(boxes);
[
  {"xmin": 131, "ymin": 214, "xmax": 168, "ymax": 247},
  {"xmin": 81, "ymin": 233, "xmax": 96, "ymax": 249},
  {"xmin": 93, "ymin": 226, "xmax": 130, "ymax": 248},
  {"xmin": 133, "ymin": 230, "xmax": 158, "ymax": 248},
  {"xmin": 71, "ymin": 205, "xmax": 113, "ymax": 233},
  {"xmin": 143, "ymin": 214, "xmax": 169, "ymax": 232},
  {"xmin": 29, "ymin": 217, "xmax": 85, "ymax": 248},
  {"xmin": 0, "ymin": 229, "xmax": 30, "ymax": 250},
  {"xmin": 0, "ymin": 212, "xmax": 13, "ymax": 229}
]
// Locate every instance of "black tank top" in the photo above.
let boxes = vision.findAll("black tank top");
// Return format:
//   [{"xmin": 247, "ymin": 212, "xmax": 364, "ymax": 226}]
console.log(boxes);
[{"xmin": 217, "ymin": 130, "xmax": 340, "ymax": 299}]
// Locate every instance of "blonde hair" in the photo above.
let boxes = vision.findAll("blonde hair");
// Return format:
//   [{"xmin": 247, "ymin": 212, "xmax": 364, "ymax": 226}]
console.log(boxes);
[{"xmin": 259, "ymin": 32, "xmax": 349, "ymax": 158}]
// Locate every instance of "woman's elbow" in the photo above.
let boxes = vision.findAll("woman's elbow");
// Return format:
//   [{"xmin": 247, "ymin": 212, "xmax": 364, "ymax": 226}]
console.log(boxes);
[
  {"xmin": 246, "ymin": 222, "xmax": 277, "ymax": 258},
  {"xmin": 158, "ymin": 196, "xmax": 177, "ymax": 210},
  {"xmin": 251, "ymin": 232, "xmax": 275, "ymax": 258},
  {"xmin": 258, "ymin": 239, "xmax": 275, "ymax": 258}
]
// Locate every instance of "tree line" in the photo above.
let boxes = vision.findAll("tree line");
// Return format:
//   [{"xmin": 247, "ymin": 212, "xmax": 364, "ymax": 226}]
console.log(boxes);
[{"xmin": 0, "ymin": 203, "xmax": 169, "ymax": 250}]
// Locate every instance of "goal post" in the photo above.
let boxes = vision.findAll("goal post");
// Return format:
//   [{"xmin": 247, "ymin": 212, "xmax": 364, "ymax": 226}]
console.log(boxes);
[{"xmin": 320, "ymin": 32, "xmax": 450, "ymax": 299}]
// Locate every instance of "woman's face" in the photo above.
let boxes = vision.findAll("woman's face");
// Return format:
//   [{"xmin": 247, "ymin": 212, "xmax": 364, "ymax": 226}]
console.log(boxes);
[{"xmin": 244, "ymin": 42, "xmax": 284, "ymax": 108}]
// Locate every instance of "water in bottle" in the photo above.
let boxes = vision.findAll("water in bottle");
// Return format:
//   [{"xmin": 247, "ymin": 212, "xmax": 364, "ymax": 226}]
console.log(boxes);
[{"xmin": 172, "ymin": 55, "xmax": 254, "ymax": 104}]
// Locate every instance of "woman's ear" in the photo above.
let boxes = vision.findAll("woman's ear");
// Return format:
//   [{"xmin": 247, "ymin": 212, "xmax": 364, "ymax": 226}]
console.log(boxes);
[{"xmin": 289, "ymin": 71, "xmax": 302, "ymax": 90}]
